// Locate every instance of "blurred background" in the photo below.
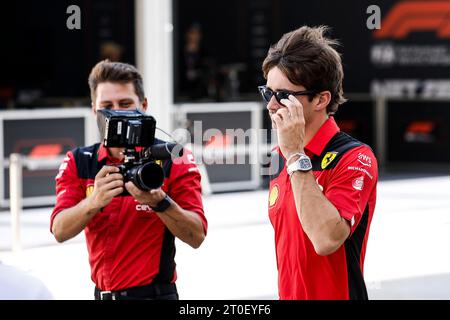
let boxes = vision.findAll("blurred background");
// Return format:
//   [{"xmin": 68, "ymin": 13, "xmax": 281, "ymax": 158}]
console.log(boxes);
[{"xmin": 0, "ymin": 0, "xmax": 450, "ymax": 300}]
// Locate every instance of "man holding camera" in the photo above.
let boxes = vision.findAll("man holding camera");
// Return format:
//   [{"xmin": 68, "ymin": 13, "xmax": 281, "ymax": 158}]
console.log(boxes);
[{"xmin": 50, "ymin": 60, "xmax": 207, "ymax": 300}]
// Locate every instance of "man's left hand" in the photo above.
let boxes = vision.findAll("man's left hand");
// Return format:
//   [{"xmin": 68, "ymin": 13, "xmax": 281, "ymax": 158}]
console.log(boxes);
[{"xmin": 125, "ymin": 182, "xmax": 166, "ymax": 207}]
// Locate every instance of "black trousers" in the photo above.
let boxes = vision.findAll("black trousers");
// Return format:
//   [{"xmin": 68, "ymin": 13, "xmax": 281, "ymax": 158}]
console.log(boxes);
[{"xmin": 95, "ymin": 283, "xmax": 178, "ymax": 300}]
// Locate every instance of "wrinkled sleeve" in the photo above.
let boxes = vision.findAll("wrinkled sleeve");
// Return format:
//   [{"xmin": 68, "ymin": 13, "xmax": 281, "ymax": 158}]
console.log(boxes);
[
  {"xmin": 168, "ymin": 148, "xmax": 207, "ymax": 234},
  {"xmin": 50, "ymin": 151, "xmax": 85, "ymax": 233},
  {"xmin": 324, "ymin": 146, "xmax": 378, "ymax": 235}
]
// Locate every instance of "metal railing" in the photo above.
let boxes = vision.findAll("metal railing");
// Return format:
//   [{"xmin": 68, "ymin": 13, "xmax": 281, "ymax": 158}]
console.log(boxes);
[
  {"xmin": 9, "ymin": 153, "xmax": 22, "ymax": 254},
  {"xmin": 7, "ymin": 154, "xmax": 64, "ymax": 253}
]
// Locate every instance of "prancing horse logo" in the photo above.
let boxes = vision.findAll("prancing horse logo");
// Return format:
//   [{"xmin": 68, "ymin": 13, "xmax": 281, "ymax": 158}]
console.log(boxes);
[{"xmin": 321, "ymin": 152, "xmax": 338, "ymax": 169}]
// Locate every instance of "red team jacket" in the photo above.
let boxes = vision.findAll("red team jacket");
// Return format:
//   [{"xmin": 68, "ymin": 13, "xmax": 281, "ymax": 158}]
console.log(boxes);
[
  {"xmin": 51, "ymin": 140, "xmax": 207, "ymax": 291},
  {"xmin": 268, "ymin": 117, "xmax": 378, "ymax": 300}
]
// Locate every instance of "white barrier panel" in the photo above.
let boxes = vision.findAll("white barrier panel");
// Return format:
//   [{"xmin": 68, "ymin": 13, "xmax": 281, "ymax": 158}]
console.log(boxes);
[
  {"xmin": 0, "ymin": 108, "xmax": 97, "ymax": 208},
  {"xmin": 173, "ymin": 102, "xmax": 263, "ymax": 193}
]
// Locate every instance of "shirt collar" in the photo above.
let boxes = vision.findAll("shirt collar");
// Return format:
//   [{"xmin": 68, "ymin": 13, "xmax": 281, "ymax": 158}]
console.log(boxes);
[
  {"xmin": 305, "ymin": 116, "xmax": 340, "ymax": 157},
  {"xmin": 97, "ymin": 143, "xmax": 111, "ymax": 162}
]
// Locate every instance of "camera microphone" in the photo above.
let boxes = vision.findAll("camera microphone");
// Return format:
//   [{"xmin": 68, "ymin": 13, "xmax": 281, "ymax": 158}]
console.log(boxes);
[{"xmin": 147, "ymin": 143, "xmax": 184, "ymax": 160}]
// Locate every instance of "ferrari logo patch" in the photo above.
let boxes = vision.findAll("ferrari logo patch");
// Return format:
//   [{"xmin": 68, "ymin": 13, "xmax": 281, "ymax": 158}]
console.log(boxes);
[{"xmin": 321, "ymin": 152, "xmax": 338, "ymax": 169}]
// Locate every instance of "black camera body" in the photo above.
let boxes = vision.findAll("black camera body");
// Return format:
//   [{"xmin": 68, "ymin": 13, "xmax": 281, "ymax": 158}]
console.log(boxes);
[
  {"xmin": 97, "ymin": 109, "xmax": 157, "ymax": 148},
  {"xmin": 97, "ymin": 109, "xmax": 183, "ymax": 192}
]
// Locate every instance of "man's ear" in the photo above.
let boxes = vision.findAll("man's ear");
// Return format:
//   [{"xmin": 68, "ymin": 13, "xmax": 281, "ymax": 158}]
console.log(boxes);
[
  {"xmin": 141, "ymin": 98, "xmax": 148, "ymax": 112},
  {"xmin": 314, "ymin": 91, "xmax": 331, "ymax": 112},
  {"xmin": 91, "ymin": 102, "xmax": 97, "ymax": 115}
]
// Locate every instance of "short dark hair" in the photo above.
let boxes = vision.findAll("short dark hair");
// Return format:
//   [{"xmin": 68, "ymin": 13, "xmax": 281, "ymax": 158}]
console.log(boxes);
[
  {"xmin": 262, "ymin": 25, "xmax": 346, "ymax": 115},
  {"xmin": 88, "ymin": 60, "xmax": 145, "ymax": 103}
]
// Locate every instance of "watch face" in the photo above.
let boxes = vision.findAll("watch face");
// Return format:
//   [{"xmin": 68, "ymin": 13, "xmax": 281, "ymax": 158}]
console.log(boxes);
[
  {"xmin": 299, "ymin": 158, "xmax": 311, "ymax": 169},
  {"xmin": 287, "ymin": 156, "xmax": 312, "ymax": 175},
  {"xmin": 299, "ymin": 158, "xmax": 312, "ymax": 170}
]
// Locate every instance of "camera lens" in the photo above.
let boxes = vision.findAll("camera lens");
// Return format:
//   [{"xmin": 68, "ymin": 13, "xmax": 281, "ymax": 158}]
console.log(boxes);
[{"xmin": 133, "ymin": 162, "xmax": 164, "ymax": 190}]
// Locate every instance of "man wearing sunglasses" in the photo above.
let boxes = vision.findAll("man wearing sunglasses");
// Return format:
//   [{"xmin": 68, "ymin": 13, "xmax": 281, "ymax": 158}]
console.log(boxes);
[{"xmin": 261, "ymin": 26, "xmax": 378, "ymax": 300}]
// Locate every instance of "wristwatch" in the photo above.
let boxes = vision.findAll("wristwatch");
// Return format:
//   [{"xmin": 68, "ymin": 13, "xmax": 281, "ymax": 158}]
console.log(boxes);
[
  {"xmin": 287, "ymin": 153, "xmax": 313, "ymax": 176},
  {"xmin": 150, "ymin": 195, "xmax": 172, "ymax": 212}
]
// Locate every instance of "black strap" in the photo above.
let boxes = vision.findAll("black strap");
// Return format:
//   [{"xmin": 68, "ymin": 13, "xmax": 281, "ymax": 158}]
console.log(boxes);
[{"xmin": 312, "ymin": 132, "xmax": 365, "ymax": 171}]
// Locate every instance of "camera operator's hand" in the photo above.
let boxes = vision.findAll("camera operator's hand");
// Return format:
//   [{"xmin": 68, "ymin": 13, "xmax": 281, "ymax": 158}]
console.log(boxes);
[
  {"xmin": 125, "ymin": 181, "xmax": 206, "ymax": 249},
  {"xmin": 125, "ymin": 182, "xmax": 165, "ymax": 207},
  {"xmin": 52, "ymin": 165, "xmax": 124, "ymax": 243},
  {"xmin": 88, "ymin": 166, "xmax": 124, "ymax": 211}
]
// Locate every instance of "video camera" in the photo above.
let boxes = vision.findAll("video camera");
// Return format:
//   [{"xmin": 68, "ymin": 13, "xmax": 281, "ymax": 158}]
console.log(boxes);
[{"xmin": 97, "ymin": 109, "xmax": 183, "ymax": 191}]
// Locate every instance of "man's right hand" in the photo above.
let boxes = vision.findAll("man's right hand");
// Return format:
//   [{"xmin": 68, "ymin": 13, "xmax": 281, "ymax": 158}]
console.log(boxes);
[
  {"xmin": 88, "ymin": 165, "xmax": 124, "ymax": 212},
  {"xmin": 52, "ymin": 165, "xmax": 124, "ymax": 242}
]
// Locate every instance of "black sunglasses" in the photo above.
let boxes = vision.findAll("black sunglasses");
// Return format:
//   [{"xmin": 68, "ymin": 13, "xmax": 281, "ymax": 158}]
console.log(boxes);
[{"xmin": 258, "ymin": 85, "xmax": 317, "ymax": 104}]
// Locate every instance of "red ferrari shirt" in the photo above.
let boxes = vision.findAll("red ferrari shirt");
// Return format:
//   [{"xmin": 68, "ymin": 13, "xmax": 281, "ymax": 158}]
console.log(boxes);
[
  {"xmin": 50, "ymin": 140, "xmax": 207, "ymax": 291},
  {"xmin": 268, "ymin": 117, "xmax": 378, "ymax": 300}
]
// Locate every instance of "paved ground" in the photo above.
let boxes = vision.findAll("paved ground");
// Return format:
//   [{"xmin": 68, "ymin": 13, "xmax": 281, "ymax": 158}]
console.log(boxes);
[{"xmin": 1, "ymin": 174, "xmax": 450, "ymax": 300}]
